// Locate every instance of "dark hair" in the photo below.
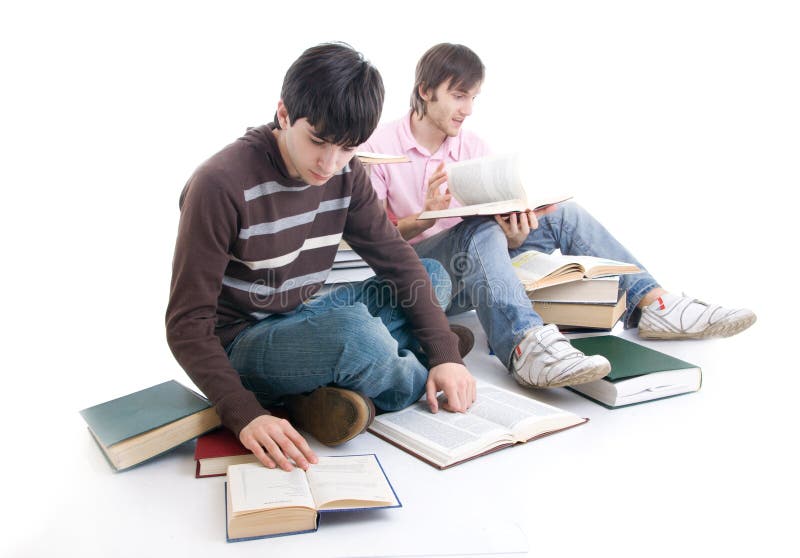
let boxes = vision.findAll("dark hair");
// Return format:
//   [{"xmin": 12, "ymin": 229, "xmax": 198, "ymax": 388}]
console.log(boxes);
[
  {"xmin": 274, "ymin": 43, "xmax": 384, "ymax": 147},
  {"xmin": 411, "ymin": 43, "xmax": 484, "ymax": 118}
]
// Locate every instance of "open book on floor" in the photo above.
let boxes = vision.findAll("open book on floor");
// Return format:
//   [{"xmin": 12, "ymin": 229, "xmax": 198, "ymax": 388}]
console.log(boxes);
[
  {"xmin": 417, "ymin": 154, "xmax": 571, "ymax": 220},
  {"xmin": 225, "ymin": 455, "xmax": 400, "ymax": 541},
  {"xmin": 511, "ymin": 250, "xmax": 640, "ymax": 291},
  {"xmin": 368, "ymin": 382, "xmax": 587, "ymax": 469},
  {"xmin": 568, "ymin": 336, "xmax": 702, "ymax": 408},
  {"xmin": 79, "ymin": 380, "xmax": 221, "ymax": 471}
]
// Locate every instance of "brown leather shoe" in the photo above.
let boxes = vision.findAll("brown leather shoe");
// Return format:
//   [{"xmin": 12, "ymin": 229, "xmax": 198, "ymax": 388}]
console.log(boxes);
[
  {"xmin": 283, "ymin": 387, "xmax": 375, "ymax": 446},
  {"xmin": 450, "ymin": 324, "xmax": 475, "ymax": 357}
]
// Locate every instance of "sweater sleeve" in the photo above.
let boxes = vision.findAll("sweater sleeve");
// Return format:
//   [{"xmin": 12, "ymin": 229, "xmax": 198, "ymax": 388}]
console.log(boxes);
[
  {"xmin": 342, "ymin": 161, "xmax": 463, "ymax": 367},
  {"xmin": 165, "ymin": 172, "xmax": 269, "ymax": 436}
]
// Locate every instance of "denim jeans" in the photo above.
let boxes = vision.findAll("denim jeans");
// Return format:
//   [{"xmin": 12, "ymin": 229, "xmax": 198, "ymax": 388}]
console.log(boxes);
[
  {"xmin": 413, "ymin": 202, "xmax": 659, "ymax": 367},
  {"xmin": 225, "ymin": 259, "xmax": 450, "ymax": 411}
]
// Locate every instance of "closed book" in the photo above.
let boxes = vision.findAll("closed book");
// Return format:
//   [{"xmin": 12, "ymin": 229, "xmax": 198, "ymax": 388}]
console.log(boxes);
[
  {"xmin": 568, "ymin": 336, "xmax": 702, "ymax": 408},
  {"xmin": 533, "ymin": 290, "xmax": 626, "ymax": 329},
  {"xmin": 79, "ymin": 380, "xmax": 221, "ymax": 471},
  {"xmin": 195, "ymin": 428, "xmax": 258, "ymax": 478},
  {"xmin": 529, "ymin": 277, "xmax": 620, "ymax": 303}
]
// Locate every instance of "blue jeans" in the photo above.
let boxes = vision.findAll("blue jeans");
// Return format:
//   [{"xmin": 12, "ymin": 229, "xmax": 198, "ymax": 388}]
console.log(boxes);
[
  {"xmin": 413, "ymin": 202, "xmax": 659, "ymax": 367},
  {"xmin": 225, "ymin": 259, "xmax": 450, "ymax": 411}
]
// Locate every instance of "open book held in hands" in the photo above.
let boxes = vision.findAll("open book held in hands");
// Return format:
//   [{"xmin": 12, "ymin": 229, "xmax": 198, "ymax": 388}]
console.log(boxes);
[
  {"xmin": 225, "ymin": 454, "xmax": 400, "ymax": 541},
  {"xmin": 368, "ymin": 383, "xmax": 587, "ymax": 469},
  {"xmin": 417, "ymin": 153, "xmax": 571, "ymax": 220},
  {"xmin": 511, "ymin": 250, "xmax": 641, "ymax": 291}
]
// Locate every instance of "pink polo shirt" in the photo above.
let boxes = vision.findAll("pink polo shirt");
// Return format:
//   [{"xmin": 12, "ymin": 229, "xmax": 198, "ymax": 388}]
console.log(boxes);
[{"xmin": 361, "ymin": 112, "xmax": 490, "ymax": 244}]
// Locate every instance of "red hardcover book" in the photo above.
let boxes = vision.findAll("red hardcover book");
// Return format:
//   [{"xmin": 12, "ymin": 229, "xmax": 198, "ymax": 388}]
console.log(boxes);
[{"xmin": 194, "ymin": 428, "xmax": 257, "ymax": 478}]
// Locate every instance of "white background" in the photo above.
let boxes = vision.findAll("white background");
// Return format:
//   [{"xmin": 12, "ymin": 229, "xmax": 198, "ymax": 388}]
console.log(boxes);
[{"xmin": 2, "ymin": 1, "xmax": 798, "ymax": 557}]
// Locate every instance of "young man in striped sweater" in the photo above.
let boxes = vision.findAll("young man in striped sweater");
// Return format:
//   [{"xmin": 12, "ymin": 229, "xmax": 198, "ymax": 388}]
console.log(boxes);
[{"xmin": 166, "ymin": 43, "xmax": 476, "ymax": 472}]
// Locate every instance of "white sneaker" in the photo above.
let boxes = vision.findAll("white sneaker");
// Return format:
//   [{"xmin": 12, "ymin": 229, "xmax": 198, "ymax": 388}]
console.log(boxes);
[
  {"xmin": 638, "ymin": 293, "xmax": 757, "ymax": 340},
  {"xmin": 511, "ymin": 324, "xmax": 611, "ymax": 388}
]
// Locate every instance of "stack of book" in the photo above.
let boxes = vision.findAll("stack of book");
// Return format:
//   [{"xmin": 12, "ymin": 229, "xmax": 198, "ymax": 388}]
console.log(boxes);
[{"xmin": 511, "ymin": 250, "xmax": 641, "ymax": 330}]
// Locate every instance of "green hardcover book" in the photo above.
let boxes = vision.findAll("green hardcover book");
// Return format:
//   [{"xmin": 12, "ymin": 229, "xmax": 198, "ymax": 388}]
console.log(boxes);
[
  {"xmin": 79, "ymin": 380, "xmax": 221, "ymax": 471},
  {"xmin": 568, "ymin": 336, "xmax": 702, "ymax": 408}
]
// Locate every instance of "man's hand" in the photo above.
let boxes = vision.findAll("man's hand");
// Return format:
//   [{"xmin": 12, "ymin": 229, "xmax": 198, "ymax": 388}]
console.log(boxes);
[
  {"xmin": 426, "ymin": 362, "xmax": 477, "ymax": 413},
  {"xmin": 239, "ymin": 415, "xmax": 318, "ymax": 472},
  {"xmin": 423, "ymin": 162, "xmax": 452, "ymax": 213},
  {"xmin": 495, "ymin": 211, "xmax": 537, "ymax": 249}
]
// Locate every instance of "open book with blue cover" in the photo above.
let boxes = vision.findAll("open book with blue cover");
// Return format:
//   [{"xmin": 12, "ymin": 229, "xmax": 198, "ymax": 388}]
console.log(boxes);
[{"xmin": 225, "ymin": 454, "xmax": 400, "ymax": 541}]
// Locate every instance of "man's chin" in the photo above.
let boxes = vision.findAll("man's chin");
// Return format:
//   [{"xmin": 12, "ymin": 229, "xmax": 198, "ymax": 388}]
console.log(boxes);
[{"xmin": 305, "ymin": 172, "xmax": 332, "ymax": 186}]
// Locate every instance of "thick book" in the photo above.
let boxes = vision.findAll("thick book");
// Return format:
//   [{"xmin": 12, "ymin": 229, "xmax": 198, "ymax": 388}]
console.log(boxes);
[
  {"xmin": 79, "ymin": 380, "xmax": 222, "ymax": 471},
  {"xmin": 356, "ymin": 151, "xmax": 410, "ymax": 164},
  {"xmin": 195, "ymin": 427, "xmax": 257, "ymax": 478},
  {"xmin": 568, "ymin": 336, "xmax": 702, "ymax": 408},
  {"xmin": 529, "ymin": 277, "xmax": 620, "ymax": 304},
  {"xmin": 368, "ymin": 383, "xmax": 587, "ymax": 469},
  {"xmin": 533, "ymin": 289, "xmax": 626, "ymax": 329},
  {"xmin": 511, "ymin": 250, "xmax": 640, "ymax": 290},
  {"xmin": 225, "ymin": 454, "xmax": 401, "ymax": 541},
  {"xmin": 417, "ymin": 154, "xmax": 571, "ymax": 220}
]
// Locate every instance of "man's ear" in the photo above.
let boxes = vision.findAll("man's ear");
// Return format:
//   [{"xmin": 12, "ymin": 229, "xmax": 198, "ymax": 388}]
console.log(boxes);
[
  {"xmin": 276, "ymin": 100, "xmax": 291, "ymax": 129},
  {"xmin": 418, "ymin": 84, "xmax": 432, "ymax": 102}
]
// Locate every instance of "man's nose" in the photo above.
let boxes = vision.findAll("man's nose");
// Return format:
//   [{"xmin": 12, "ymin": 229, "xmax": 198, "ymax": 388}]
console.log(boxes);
[{"xmin": 319, "ymin": 146, "xmax": 338, "ymax": 174}]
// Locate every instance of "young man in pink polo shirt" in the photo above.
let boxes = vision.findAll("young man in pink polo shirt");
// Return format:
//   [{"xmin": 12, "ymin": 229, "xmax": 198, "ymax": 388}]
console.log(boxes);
[{"xmin": 362, "ymin": 43, "xmax": 756, "ymax": 390}]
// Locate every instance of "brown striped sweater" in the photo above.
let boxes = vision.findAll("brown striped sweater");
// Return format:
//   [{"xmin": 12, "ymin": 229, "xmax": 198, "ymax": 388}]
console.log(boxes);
[{"xmin": 166, "ymin": 125, "xmax": 462, "ymax": 435}]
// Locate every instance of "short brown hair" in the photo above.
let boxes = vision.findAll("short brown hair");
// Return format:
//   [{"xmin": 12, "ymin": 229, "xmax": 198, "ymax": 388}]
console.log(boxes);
[{"xmin": 410, "ymin": 43, "xmax": 484, "ymax": 118}]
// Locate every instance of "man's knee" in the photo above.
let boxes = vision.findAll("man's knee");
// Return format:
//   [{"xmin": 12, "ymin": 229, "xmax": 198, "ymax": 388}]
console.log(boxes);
[{"xmin": 553, "ymin": 200, "xmax": 590, "ymax": 223}]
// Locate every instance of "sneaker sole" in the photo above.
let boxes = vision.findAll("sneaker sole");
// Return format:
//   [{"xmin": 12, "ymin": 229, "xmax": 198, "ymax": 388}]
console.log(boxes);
[
  {"xmin": 639, "ymin": 313, "xmax": 757, "ymax": 340},
  {"xmin": 512, "ymin": 359, "xmax": 611, "ymax": 389}
]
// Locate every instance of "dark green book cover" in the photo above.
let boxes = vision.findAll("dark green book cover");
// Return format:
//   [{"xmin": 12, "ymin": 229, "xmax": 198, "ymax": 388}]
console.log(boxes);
[
  {"xmin": 79, "ymin": 380, "xmax": 212, "ymax": 447},
  {"xmin": 570, "ymin": 336, "xmax": 698, "ymax": 382}
]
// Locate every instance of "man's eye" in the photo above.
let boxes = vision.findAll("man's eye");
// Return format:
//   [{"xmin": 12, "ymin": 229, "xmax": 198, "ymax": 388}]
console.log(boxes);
[{"xmin": 310, "ymin": 138, "xmax": 325, "ymax": 146}]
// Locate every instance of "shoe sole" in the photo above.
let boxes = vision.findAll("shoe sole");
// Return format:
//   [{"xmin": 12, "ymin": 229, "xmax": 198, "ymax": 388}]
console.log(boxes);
[
  {"xmin": 639, "ymin": 313, "xmax": 757, "ymax": 340},
  {"xmin": 512, "ymin": 359, "xmax": 611, "ymax": 389},
  {"xmin": 450, "ymin": 324, "xmax": 475, "ymax": 357},
  {"xmin": 286, "ymin": 387, "xmax": 376, "ymax": 446}
]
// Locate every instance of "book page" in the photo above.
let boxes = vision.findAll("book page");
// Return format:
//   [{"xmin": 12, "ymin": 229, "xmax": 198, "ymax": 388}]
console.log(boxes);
[
  {"xmin": 371, "ymin": 400, "xmax": 510, "ymax": 455},
  {"xmin": 557, "ymin": 254, "xmax": 639, "ymax": 277},
  {"xmin": 306, "ymin": 455, "xmax": 398, "ymax": 510},
  {"xmin": 447, "ymin": 154, "xmax": 526, "ymax": 206},
  {"xmin": 510, "ymin": 250, "xmax": 580, "ymax": 281},
  {"xmin": 475, "ymin": 385, "xmax": 569, "ymax": 430},
  {"xmin": 228, "ymin": 463, "xmax": 315, "ymax": 514}
]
